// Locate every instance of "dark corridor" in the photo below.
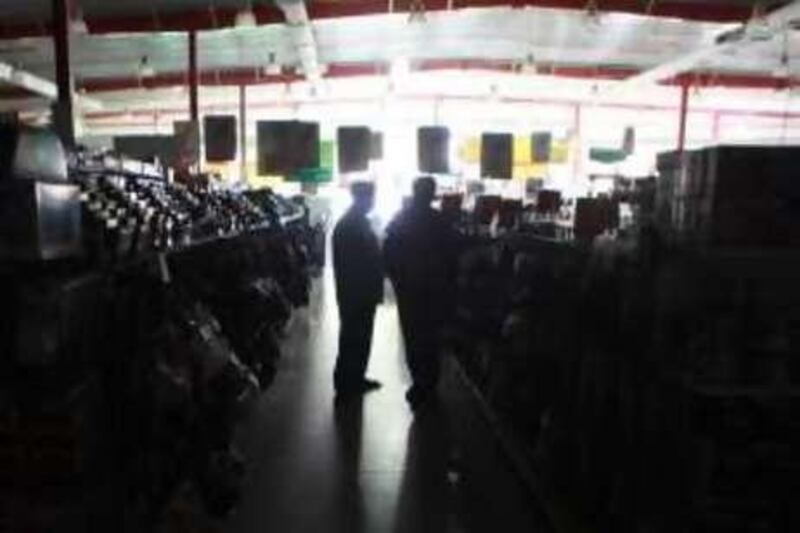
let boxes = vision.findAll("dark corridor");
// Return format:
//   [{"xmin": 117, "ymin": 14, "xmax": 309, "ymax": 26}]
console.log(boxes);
[{"xmin": 224, "ymin": 273, "xmax": 548, "ymax": 533}]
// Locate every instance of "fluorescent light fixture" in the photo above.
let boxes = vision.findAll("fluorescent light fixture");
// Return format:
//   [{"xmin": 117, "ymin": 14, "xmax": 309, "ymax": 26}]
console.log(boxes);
[
  {"xmin": 235, "ymin": 7, "xmax": 257, "ymax": 28},
  {"xmin": 310, "ymin": 80, "xmax": 328, "ymax": 98},
  {"xmin": 408, "ymin": 11, "xmax": 426, "ymax": 24},
  {"xmin": 521, "ymin": 53, "xmax": 538, "ymax": 74},
  {"xmin": 583, "ymin": 0, "xmax": 602, "ymax": 30},
  {"xmin": 70, "ymin": 7, "xmax": 89, "ymax": 35},
  {"xmin": 408, "ymin": 0, "xmax": 427, "ymax": 24},
  {"xmin": 774, "ymin": 56, "xmax": 790, "ymax": 78},
  {"xmin": 71, "ymin": 17, "xmax": 89, "ymax": 35},
  {"xmin": 138, "ymin": 56, "xmax": 155, "ymax": 79},
  {"xmin": 745, "ymin": 18, "xmax": 774, "ymax": 42},
  {"xmin": 745, "ymin": 3, "xmax": 774, "ymax": 42},
  {"xmin": 691, "ymin": 85, "xmax": 704, "ymax": 104},
  {"xmin": 280, "ymin": 2, "xmax": 307, "ymax": 25},
  {"xmin": 487, "ymin": 83, "xmax": 501, "ymax": 103},
  {"xmin": 265, "ymin": 64, "xmax": 282, "ymax": 76},
  {"xmin": 391, "ymin": 57, "xmax": 411, "ymax": 80},
  {"xmin": 265, "ymin": 52, "xmax": 282, "ymax": 75}
]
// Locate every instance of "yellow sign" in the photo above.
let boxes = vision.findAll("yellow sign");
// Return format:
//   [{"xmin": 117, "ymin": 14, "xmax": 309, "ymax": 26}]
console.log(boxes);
[{"xmin": 458, "ymin": 134, "xmax": 571, "ymax": 179}]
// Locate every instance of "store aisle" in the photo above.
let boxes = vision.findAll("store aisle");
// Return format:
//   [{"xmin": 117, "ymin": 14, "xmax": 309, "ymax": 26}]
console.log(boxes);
[{"xmin": 225, "ymin": 272, "xmax": 548, "ymax": 533}]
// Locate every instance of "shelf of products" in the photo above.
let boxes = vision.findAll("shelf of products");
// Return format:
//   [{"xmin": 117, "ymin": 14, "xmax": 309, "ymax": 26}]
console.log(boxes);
[
  {"xmin": 0, "ymin": 130, "xmax": 324, "ymax": 531},
  {"xmin": 447, "ymin": 148, "xmax": 800, "ymax": 532}
]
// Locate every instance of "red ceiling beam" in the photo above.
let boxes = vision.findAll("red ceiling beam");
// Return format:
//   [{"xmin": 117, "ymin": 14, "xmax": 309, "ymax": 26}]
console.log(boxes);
[
  {"xmin": 82, "ymin": 94, "xmax": 800, "ymax": 123},
  {"xmin": 456, "ymin": 0, "xmax": 754, "ymax": 22},
  {"xmin": 70, "ymin": 61, "xmax": 797, "ymax": 94},
  {"xmin": 541, "ymin": 65, "xmax": 637, "ymax": 79},
  {"xmin": 79, "ymin": 69, "xmax": 302, "ymax": 93},
  {"xmin": 0, "ymin": 5, "xmax": 283, "ymax": 39},
  {"xmin": 672, "ymin": 71, "xmax": 793, "ymax": 90},
  {"xmin": 416, "ymin": 61, "xmax": 643, "ymax": 81},
  {"xmin": 307, "ymin": 0, "xmax": 754, "ymax": 23},
  {"xmin": 326, "ymin": 63, "xmax": 389, "ymax": 77},
  {"xmin": 0, "ymin": 0, "xmax": 758, "ymax": 39},
  {"xmin": 417, "ymin": 58, "xmax": 516, "ymax": 72},
  {"xmin": 515, "ymin": 64, "xmax": 796, "ymax": 88}
]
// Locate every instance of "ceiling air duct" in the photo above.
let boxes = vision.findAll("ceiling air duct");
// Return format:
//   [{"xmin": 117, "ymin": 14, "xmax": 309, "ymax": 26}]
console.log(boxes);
[{"xmin": 273, "ymin": 0, "xmax": 321, "ymax": 82}]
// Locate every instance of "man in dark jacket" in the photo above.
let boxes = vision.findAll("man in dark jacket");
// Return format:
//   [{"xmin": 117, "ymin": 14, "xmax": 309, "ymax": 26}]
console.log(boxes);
[
  {"xmin": 333, "ymin": 182, "xmax": 383, "ymax": 400},
  {"xmin": 384, "ymin": 177, "xmax": 457, "ymax": 410}
]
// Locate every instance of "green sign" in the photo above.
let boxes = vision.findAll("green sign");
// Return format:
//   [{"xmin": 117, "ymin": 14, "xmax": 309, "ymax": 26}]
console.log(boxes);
[
  {"xmin": 292, "ymin": 166, "xmax": 333, "ymax": 183},
  {"xmin": 589, "ymin": 147, "xmax": 628, "ymax": 164}
]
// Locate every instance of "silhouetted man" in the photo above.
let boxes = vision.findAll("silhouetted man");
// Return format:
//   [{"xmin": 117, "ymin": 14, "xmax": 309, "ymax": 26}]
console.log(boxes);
[
  {"xmin": 333, "ymin": 182, "xmax": 383, "ymax": 401},
  {"xmin": 385, "ymin": 177, "xmax": 457, "ymax": 410}
]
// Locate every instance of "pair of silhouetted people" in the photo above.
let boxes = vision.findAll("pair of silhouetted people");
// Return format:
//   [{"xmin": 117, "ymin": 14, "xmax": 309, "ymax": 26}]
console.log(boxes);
[{"xmin": 333, "ymin": 177, "xmax": 456, "ymax": 410}]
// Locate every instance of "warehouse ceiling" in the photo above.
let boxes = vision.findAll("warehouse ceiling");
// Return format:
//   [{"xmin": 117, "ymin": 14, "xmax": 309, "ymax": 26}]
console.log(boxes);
[
  {"xmin": 0, "ymin": 1, "xmax": 790, "ymax": 25},
  {"xmin": 0, "ymin": 1, "xmax": 797, "ymax": 98}
]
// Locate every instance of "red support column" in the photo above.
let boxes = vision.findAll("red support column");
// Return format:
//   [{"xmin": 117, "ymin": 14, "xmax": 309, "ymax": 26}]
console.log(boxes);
[
  {"xmin": 572, "ymin": 103, "xmax": 582, "ymax": 180},
  {"xmin": 52, "ymin": 0, "xmax": 75, "ymax": 146},
  {"xmin": 677, "ymin": 81, "xmax": 690, "ymax": 154},
  {"xmin": 188, "ymin": 30, "xmax": 199, "ymax": 122}
]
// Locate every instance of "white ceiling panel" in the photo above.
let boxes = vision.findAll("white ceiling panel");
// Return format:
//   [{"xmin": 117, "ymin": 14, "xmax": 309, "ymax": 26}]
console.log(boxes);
[{"xmin": 0, "ymin": 5, "xmax": 793, "ymax": 89}]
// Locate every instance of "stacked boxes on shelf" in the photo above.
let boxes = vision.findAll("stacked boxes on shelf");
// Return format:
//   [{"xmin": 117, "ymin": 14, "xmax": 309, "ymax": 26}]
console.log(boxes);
[{"xmin": 657, "ymin": 146, "xmax": 800, "ymax": 247}]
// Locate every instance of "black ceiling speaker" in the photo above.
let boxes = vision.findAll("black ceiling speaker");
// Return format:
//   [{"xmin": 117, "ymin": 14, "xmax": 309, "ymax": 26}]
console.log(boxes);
[
  {"xmin": 256, "ymin": 121, "xmax": 320, "ymax": 175},
  {"xmin": 531, "ymin": 132, "xmax": 552, "ymax": 163},
  {"xmin": 257, "ymin": 121, "xmax": 294, "ymax": 175},
  {"xmin": 114, "ymin": 135, "xmax": 177, "ymax": 167},
  {"xmin": 418, "ymin": 126, "xmax": 450, "ymax": 174},
  {"xmin": 204, "ymin": 115, "xmax": 237, "ymax": 162},
  {"xmin": 370, "ymin": 131, "xmax": 384, "ymax": 160},
  {"xmin": 294, "ymin": 121, "xmax": 320, "ymax": 170},
  {"xmin": 480, "ymin": 133, "xmax": 513, "ymax": 180},
  {"xmin": 337, "ymin": 126, "xmax": 371, "ymax": 173},
  {"xmin": 623, "ymin": 126, "xmax": 636, "ymax": 155}
]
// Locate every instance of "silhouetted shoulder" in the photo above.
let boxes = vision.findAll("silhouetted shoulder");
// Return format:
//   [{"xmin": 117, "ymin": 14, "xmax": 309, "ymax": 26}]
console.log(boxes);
[
  {"xmin": 334, "ymin": 210, "xmax": 362, "ymax": 237},
  {"xmin": 385, "ymin": 209, "xmax": 410, "ymax": 237}
]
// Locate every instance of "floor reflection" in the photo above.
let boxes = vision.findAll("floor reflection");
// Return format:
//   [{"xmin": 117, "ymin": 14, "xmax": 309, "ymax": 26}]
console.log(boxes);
[
  {"xmin": 225, "ymin": 275, "xmax": 546, "ymax": 533},
  {"xmin": 393, "ymin": 406, "xmax": 463, "ymax": 533},
  {"xmin": 333, "ymin": 400, "xmax": 365, "ymax": 532}
]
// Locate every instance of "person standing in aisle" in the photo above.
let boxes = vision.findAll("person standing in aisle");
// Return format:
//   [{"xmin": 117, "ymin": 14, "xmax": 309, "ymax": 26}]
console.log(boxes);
[
  {"xmin": 333, "ymin": 181, "xmax": 384, "ymax": 402},
  {"xmin": 384, "ymin": 177, "xmax": 458, "ymax": 411}
]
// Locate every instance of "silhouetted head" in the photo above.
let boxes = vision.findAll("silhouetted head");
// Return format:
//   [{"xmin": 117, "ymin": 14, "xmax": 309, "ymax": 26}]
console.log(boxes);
[
  {"xmin": 350, "ymin": 181, "xmax": 375, "ymax": 215},
  {"xmin": 412, "ymin": 176, "xmax": 436, "ymax": 207}
]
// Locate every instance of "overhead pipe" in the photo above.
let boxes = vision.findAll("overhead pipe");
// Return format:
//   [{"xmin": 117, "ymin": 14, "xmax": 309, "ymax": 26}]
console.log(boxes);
[
  {"xmin": 0, "ymin": 60, "xmax": 101, "ymax": 110},
  {"xmin": 273, "ymin": 0, "xmax": 322, "ymax": 83},
  {"xmin": 0, "ymin": 62, "xmax": 57, "ymax": 99},
  {"xmin": 0, "ymin": 0, "xmax": 99, "ymax": 114},
  {"xmin": 613, "ymin": 0, "xmax": 800, "ymax": 90}
]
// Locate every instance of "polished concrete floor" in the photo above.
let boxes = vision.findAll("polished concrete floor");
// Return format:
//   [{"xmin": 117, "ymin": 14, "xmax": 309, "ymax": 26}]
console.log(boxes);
[{"xmin": 225, "ymin": 272, "xmax": 548, "ymax": 533}]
